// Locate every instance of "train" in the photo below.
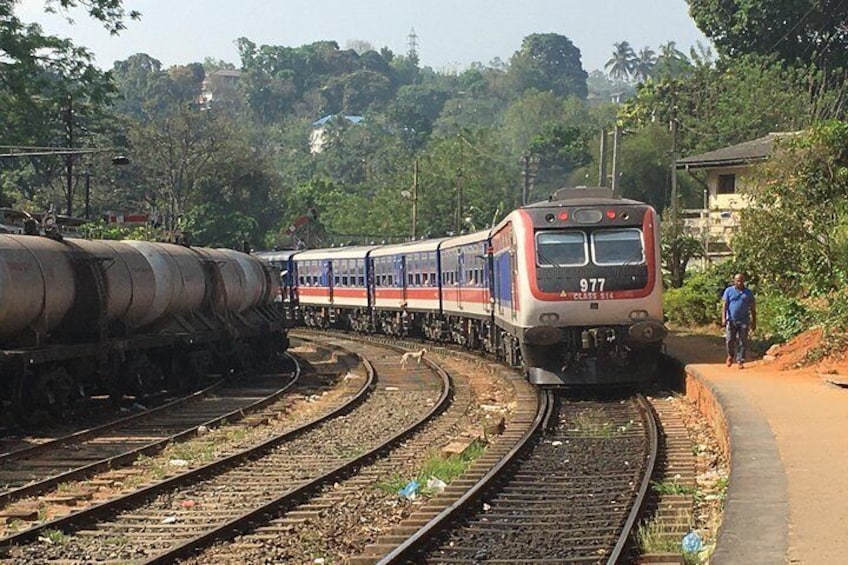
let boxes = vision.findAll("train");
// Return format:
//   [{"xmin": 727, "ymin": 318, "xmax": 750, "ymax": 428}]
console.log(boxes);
[
  {"xmin": 0, "ymin": 233, "xmax": 288, "ymax": 423},
  {"xmin": 257, "ymin": 187, "xmax": 666, "ymax": 386}
]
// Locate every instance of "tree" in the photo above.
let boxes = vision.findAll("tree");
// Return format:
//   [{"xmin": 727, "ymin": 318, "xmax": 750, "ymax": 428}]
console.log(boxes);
[
  {"xmin": 507, "ymin": 33, "xmax": 588, "ymax": 99},
  {"xmin": 605, "ymin": 42, "xmax": 636, "ymax": 81},
  {"xmin": 653, "ymin": 41, "xmax": 691, "ymax": 78},
  {"xmin": 734, "ymin": 121, "xmax": 848, "ymax": 296},
  {"xmin": 687, "ymin": 0, "xmax": 848, "ymax": 70},
  {"xmin": 634, "ymin": 46, "xmax": 656, "ymax": 82},
  {"xmin": 662, "ymin": 214, "xmax": 705, "ymax": 288}
]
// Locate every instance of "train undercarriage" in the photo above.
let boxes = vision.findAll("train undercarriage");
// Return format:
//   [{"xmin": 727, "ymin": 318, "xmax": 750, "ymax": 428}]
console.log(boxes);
[{"xmin": 0, "ymin": 319, "xmax": 286, "ymax": 426}]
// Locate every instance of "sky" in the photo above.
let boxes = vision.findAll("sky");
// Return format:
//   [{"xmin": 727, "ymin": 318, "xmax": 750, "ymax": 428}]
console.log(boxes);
[{"xmin": 17, "ymin": 0, "xmax": 712, "ymax": 74}]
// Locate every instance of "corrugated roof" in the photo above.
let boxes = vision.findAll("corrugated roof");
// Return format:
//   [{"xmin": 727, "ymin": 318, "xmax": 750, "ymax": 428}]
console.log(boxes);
[
  {"xmin": 676, "ymin": 131, "xmax": 802, "ymax": 169},
  {"xmin": 312, "ymin": 115, "xmax": 365, "ymax": 126}
]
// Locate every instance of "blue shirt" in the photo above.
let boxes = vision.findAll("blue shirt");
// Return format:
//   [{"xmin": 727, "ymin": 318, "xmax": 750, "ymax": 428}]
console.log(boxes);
[{"xmin": 722, "ymin": 286, "xmax": 755, "ymax": 323}]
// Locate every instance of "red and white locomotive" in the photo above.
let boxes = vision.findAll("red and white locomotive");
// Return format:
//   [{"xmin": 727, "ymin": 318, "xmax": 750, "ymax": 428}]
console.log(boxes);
[{"xmin": 258, "ymin": 187, "xmax": 666, "ymax": 385}]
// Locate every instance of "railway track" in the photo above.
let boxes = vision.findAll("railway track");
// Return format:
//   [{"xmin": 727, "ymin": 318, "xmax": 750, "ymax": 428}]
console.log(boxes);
[
  {"xmin": 0, "ymin": 356, "xmax": 299, "ymax": 509},
  {"xmin": 378, "ymin": 392, "xmax": 658, "ymax": 564},
  {"xmin": 0, "ymin": 337, "xmax": 450, "ymax": 564}
]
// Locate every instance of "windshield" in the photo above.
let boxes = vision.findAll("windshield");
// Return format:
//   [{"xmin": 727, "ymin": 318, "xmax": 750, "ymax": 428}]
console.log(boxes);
[
  {"xmin": 536, "ymin": 232, "xmax": 587, "ymax": 266},
  {"xmin": 592, "ymin": 229, "xmax": 645, "ymax": 265}
]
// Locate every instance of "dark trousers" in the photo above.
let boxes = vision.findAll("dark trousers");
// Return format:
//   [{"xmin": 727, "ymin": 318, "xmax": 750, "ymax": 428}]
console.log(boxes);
[{"xmin": 725, "ymin": 321, "xmax": 750, "ymax": 363}]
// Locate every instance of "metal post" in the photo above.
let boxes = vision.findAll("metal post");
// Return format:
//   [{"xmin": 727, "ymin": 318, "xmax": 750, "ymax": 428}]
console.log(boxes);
[
  {"xmin": 598, "ymin": 129, "xmax": 608, "ymax": 187},
  {"xmin": 610, "ymin": 125, "xmax": 621, "ymax": 196},
  {"xmin": 522, "ymin": 154, "xmax": 530, "ymax": 205},
  {"xmin": 84, "ymin": 170, "xmax": 91, "ymax": 219},
  {"xmin": 411, "ymin": 159, "xmax": 419, "ymax": 239},
  {"xmin": 670, "ymin": 117, "xmax": 678, "ymax": 222}
]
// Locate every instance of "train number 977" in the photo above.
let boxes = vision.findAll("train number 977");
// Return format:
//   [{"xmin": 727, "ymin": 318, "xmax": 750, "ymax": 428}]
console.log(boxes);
[{"xmin": 579, "ymin": 278, "xmax": 606, "ymax": 292}]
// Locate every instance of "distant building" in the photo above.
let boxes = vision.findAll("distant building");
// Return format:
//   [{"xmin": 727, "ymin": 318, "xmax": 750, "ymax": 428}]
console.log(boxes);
[
  {"xmin": 199, "ymin": 69, "xmax": 241, "ymax": 106},
  {"xmin": 675, "ymin": 131, "xmax": 801, "ymax": 262},
  {"xmin": 309, "ymin": 115, "xmax": 365, "ymax": 154}
]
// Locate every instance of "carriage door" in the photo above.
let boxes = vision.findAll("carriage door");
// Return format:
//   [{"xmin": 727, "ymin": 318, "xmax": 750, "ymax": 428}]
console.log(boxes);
[
  {"xmin": 395, "ymin": 255, "xmax": 407, "ymax": 307},
  {"xmin": 508, "ymin": 234, "xmax": 519, "ymax": 320},
  {"xmin": 456, "ymin": 248, "xmax": 464, "ymax": 310},
  {"xmin": 323, "ymin": 260, "xmax": 333, "ymax": 304}
]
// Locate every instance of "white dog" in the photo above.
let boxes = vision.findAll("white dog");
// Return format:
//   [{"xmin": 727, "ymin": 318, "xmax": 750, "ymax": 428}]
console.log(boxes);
[{"xmin": 400, "ymin": 348, "xmax": 427, "ymax": 369}]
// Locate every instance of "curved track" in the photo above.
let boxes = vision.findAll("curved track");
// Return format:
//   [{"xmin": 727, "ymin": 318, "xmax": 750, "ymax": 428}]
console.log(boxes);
[
  {"xmin": 0, "ymin": 337, "xmax": 450, "ymax": 564},
  {"xmin": 380, "ymin": 393, "xmax": 658, "ymax": 564}
]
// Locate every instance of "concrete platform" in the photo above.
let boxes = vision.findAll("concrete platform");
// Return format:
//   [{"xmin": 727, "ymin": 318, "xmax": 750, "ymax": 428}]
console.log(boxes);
[{"xmin": 665, "ymin": 333, "xmax": 848, "ymax": 564}]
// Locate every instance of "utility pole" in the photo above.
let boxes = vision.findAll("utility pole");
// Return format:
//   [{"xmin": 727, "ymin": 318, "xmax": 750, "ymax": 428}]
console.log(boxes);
[
  {"xmin": 411, "ymin": 159, "xmax": 419, "ymax": 239},
  {"xmin": 670, "ymin": 115, "xmax": 679, "ymax": 222},
  {"xmin": 522, "ymin": 154, "xmax": 530, "ymax": 205},
  {"xmin": 64, "ymin": 94, "xmax": 74, "ymax": 216},
  {"xmin": 610, "ymin": 124, "xmax": 621, "ymax": 196},
  {"xmin": 455, "ymin": 136, "xmax": 464, "ymax": 232},
  {"xmin": 83, "ymin": 169, "xmax": 91, "ymax": 219},
  {"xmin": 598, "ymin": 129, "xmax": 608, "ymax": 187}
]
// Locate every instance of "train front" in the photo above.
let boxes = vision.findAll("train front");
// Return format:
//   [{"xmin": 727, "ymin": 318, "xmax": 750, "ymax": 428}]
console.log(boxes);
[{"xmin": 500, "ymin": 189, "xmax": 666, "ymax": 386}]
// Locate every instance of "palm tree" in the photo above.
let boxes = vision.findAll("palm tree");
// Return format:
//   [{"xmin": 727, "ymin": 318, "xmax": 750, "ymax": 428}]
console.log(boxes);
[
  {"xmin": 658, "ymin": 41, "xmax": 687, "ymax": 62},
  {"xmin": 633, "ymin": 46, "xmax": 656, "ymax": 82},
  {"xmin": 689, "ymin": 41, "xmax": 714, "ymax": 70},
  {"xmin": 605, "ymin": 41, "xmax": 637, "ymax": 82}
]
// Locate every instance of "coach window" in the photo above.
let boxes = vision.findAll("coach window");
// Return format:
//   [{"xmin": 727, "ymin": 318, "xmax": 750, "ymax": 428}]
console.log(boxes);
[
  {"xmin": 536, "ymin": 232, "xmax": 587, "ymax": 266},
  {"xmin": 592, "ymin": 229, "xmax": 645, "ymax": 265}
]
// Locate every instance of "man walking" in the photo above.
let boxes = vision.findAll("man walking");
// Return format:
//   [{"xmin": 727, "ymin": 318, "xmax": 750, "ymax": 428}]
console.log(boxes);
[{"xmin": 722, "ymin": 273, "xmax": 756, "ymax": 369}]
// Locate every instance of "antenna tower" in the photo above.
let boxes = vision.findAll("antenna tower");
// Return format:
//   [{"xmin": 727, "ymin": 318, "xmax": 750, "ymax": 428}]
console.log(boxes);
[{"xmin": 407, "ymin": 27, "xmax": 419, "ymax": 61}]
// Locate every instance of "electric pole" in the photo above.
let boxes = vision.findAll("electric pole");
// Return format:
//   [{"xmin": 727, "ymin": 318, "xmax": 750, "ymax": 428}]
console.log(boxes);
[
  {"xmin": 411, "ymin": 159, "xmax": 419, "ymax": 239},
  {"xmin": 522, "ymin": 154, "xmax": 530, "ymax": 205},
  {"xmin": 64, "ymin": 94, "xmax": 75, "ymax": 216},
  {"xmin": 670, "ymin": 114, "xmax": 679, "ymax": 222},
  {"xmin": 598, "ymin": 129, "xmax": 607, "ymax": 187},
  {"xmin": 610, "ymin": 124, "xmax": 621, "ymax": 197}
]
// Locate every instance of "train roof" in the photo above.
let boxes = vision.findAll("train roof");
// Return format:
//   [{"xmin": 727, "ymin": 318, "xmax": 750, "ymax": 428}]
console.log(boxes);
[
  {"xmin": 253, "ymin": 249, "xmax": 299, "ymax": 262},
  {"xmin": 292, "ymin": 244, "xmax": 381, "ymax": 260},
  {"xmin": 369, "ymin": 237, "xmax": 449, "ymax": 257},
  {"xmin": 439, "ymin": 229, "xmax": 491, "ymax": 249},
  {"xmin": 527, "ymin": 187, "xmax": 647, "ymax": 208}
]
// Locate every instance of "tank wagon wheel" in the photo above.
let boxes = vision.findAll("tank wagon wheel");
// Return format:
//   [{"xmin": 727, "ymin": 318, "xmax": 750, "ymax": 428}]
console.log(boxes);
[
  {"xmin": 124, "ymin": 354, "xmax": 165, "ymax": 398},
  {"xmin": 169, "ymin": 350, "xmax": 213, "ymax": 392},
  {"xmin": 14, "ymin": 366, "xmax": 79, "ymax": 424}
]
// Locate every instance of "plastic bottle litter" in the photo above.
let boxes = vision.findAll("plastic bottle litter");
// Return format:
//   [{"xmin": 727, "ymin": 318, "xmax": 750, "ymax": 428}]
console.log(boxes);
[
  {"xmin": 426, "ymin": 477, "xmax": 447, "ymax": 493},
  {"xmin": 682, "ymin": 530, "xmax": 703, "ymax": 553},
  {"xmin": 398, "ymin": 480, "xmax": 419, "ymax": 500}
]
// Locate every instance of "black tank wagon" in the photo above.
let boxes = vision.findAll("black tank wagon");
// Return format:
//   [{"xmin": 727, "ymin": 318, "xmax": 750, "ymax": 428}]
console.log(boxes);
[{"xmin": 0, "ymin": 233, "xmax": 288, "ymax": 423}]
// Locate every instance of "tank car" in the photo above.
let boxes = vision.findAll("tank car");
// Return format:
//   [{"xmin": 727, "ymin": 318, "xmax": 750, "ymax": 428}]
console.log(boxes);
[
  {"xmin": 0, "ymin": 234, "xmax": 287, "ymax": 422},
  {"xmin": 491, "ymin": 187, "xmax": 666, "ymax": 385}
]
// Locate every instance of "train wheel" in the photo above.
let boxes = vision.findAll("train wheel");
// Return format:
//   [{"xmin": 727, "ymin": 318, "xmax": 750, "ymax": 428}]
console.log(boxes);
[
  {"xmin": 125, "ymin": 354, "xmax": 165, "ymax": 397},
  {"xmin": 14, "ymin": 366, "xmax": 78, "ymax": 424}
]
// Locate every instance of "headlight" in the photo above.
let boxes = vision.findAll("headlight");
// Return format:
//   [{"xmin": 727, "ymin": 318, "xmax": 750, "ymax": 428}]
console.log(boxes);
[
  {"xmin": 539, "ymin": 313, "xmax": 560, "ymax": 323},
  {"xmin": 629, "ymin": 309, "xmax": 649, "ymax": 321}
]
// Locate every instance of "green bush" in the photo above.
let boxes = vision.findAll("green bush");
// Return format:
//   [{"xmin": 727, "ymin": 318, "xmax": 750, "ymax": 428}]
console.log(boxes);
[
  {"xmin": 755, "ymin": 294, "xmax": 811, "ymax": 342},
  {"xmin": 663, "ymin": 267, "xmax": 730, "ymax": 326},
  {"xmin": 664, "ymin": 285, "xmax": 718, "ymax": 326}
]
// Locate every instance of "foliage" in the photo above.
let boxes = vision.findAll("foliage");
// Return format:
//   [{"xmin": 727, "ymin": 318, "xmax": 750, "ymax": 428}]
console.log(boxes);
[
  {"xmin": 506, "ymin": 33, "xmax": 588, "ymax": 99},
  {"xmin": 663, "ymin": 266, "xmax": 733, "ymax": 326},
  {"xmin": 733, "ymin": 121, "xmax": 848, "ymax": 297},
  {"xmin": 755, "ymin": 294, "xmax": 811, "ymax": 343},
  {"xmin": 605, "ymin": 41, "xmax": 636, "ymax": 82},
  {"xmin": 687, "ymin": 0, "xmax": 848, "ymax": 72},
  {"xmin": 661, "ymin": 208, "xmax": 704, "ymax": 288},
  {"xmin": 181, "ymin": 202, "xmax": 258, "ymax": 248}
]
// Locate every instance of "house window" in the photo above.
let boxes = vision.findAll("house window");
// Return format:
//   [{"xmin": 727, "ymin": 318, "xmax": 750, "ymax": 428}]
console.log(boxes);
[{"xmin": 717, "ymin": 174, "xmax": 736, "ymax": 194}]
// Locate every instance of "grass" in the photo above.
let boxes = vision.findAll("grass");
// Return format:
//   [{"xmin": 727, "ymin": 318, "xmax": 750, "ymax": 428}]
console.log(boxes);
[
  {"xmin": 39, "ymin": 529, "xmax": 70, "ymax": 544},
  {"xmin": 568, "ymin": 409, "xmax": 631, "ymax": 438},
  {"xmin": 652, "ymin": 477, "xmax": 696, "ymax": 496},
  {"xmin": 376, "ymin": 440, "xmax": 486, "ymax": 495}
]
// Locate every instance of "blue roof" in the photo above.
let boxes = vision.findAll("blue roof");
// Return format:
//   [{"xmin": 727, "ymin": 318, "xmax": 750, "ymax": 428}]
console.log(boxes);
[{"xmin": 312, "ymin": 115, "xmax": 364, "ymax": 126}]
